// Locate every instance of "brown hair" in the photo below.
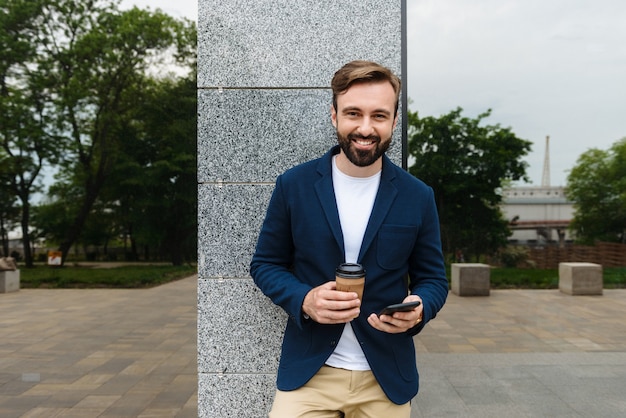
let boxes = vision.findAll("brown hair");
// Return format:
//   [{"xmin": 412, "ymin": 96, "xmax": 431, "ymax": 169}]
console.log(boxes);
[{"xmin": 331, "ymin": 60, "xmax": 401, "ymax": 116}]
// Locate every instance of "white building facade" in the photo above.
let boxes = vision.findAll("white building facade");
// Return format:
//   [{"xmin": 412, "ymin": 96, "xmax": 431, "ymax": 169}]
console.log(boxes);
[{"xmin": 501, "ymin": 186, "xmax": 575, "ymax": 245}]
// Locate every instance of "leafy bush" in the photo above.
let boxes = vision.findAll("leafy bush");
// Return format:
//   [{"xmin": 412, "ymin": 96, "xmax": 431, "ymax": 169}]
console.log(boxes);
[{"xmin": 496, "ymin": 245, "xmax": 531, "ymax": 268}]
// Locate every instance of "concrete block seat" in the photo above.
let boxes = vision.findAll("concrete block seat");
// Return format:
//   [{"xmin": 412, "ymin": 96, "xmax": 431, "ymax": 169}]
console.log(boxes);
[
  {"xmin": 451, "ymin": 263, "xmax": 490, "ymax": 296},
  {"xmin": 0, "ymin": 270, "xmax": 20, "ymax": 293},
  {"xmin": 559, "ymin": 262, "xmax": 602, "ymax": 295}
]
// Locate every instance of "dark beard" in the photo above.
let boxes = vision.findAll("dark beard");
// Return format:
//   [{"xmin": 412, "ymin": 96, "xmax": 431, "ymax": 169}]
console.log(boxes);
[{"xmin": 337, "ymin": 131, "xmax": 390, "ymax": 167}]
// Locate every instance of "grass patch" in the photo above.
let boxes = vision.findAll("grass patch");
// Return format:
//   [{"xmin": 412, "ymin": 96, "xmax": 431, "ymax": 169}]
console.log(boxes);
[
  {"xmin": 604, "ymin": 267, "xmax": 626, "ymax": 288},
  {"xmin": 19, "ymin": 264, "xmax": 197, "ymax": 289},
  {"xmin": 489, "ymin": 267, "xmax": 626, "ymax": 289},
  {"xmin": 17, "ymin": 264, "xmax": 626, "ymax": 290},
  {"xmin": 490, "ymin": 268, "xmax": 559, "ymax": 289}
]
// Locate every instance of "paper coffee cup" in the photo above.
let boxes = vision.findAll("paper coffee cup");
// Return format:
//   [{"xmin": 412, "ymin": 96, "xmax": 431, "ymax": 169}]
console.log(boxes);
[{"xmin": 335, "ymin": 263, "xmax": 365, "ymax": 301}]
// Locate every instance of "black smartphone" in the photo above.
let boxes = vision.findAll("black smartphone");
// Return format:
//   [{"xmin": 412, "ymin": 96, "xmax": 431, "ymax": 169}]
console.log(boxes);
[{"xmin": 379, "ymin": 300, "xmax": 421, "ymax": 316}]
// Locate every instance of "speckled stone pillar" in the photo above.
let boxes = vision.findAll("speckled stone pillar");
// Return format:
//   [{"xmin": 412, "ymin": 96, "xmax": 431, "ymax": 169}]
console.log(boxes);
[{"xmin": 197, "ymin": 1, "xmax": 405, "ymax": 416}]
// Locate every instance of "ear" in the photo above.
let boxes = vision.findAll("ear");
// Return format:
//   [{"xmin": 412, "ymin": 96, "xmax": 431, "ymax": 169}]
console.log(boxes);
[
  {"xmin": 330, "ymin": 104, "xmax": 337, "ymax": 128},
  {"xmin": 392, "ymin": 114, "xmax": 399, "ymax": 130}
]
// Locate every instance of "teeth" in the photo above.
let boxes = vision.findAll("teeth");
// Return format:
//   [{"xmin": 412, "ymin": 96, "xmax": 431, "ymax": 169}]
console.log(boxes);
[{"xmin": 356, "ymin": 140, "xmax": 374, "ymax": 145}]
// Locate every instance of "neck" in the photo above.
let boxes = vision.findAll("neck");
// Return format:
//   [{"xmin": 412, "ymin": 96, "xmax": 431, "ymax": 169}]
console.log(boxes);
[{"xmin": 335, "ymin": 151, "xmax": 382, "ymax": 178}]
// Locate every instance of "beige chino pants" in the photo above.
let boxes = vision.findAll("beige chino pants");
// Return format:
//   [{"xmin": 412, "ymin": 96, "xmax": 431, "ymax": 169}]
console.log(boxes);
[{"xmin": 269, "ymin": 365, "xmax": 410, "ymax": 418}]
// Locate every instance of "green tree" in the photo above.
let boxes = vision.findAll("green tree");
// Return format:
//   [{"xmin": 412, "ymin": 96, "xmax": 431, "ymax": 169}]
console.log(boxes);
[
  {"xmin": 101, "ymin": 71, "xmax": 197, "ymax": 265},
  {"xmin": 0, "ymin": 0, "xmax": 60, "ymax": 266},
  {"xmin": 566, "ymin": 138, "xmax": 626, "ymax": 244},
  {"xmin": 30, "ymin": 197, "xmax": 74, "ymax": 253},
  {"xmin": 37, "ymin": 0, "xmax": 196, "ymax": 263},
  {"xmin": 137, "ymin": 73, "xmax": 197, "ymax": 265},
  {"xmin": 33, "ymin": 187, "xmax": 119, "ymax": 260},
  {"xmin": 38, "ymin": 63, "xmax": 197, "ymax": 265},
  {"xmin": 407, "ymin": 107, "xmax": 532, "ymax": 260},
  {"xmin": 0, "ymin": 187, "xmax": 20, "ymax": 257},
  {"xmin": 2, "ymin": 0, "xmax": 196, "ymax": 265}
]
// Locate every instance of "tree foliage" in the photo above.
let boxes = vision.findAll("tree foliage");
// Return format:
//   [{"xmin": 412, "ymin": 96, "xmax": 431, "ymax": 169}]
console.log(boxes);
[
  {"xmin": 407, "ymin": 107, "xmax": 532, "ymax": 260},
  {"xmin": 1, "ymin": 0, "xmax": 197, "ymax": 265},
  {"xmin": 566, "ymin": 138, "xmax": 626, "ymax": 244},
  {"xmin": 0, "ymin": 187, "xmax": 20, "ymax": 257},
  {"xmin": 0, "ymin": 0, "xmax": 58, "ymax": 266},
  {"xmin": 40, "ymin": 0, "xmax": 196, "ymax": 262},
  {"xmin": 92, "ymin": 72, "xmax": 198, "ymax": 264}
]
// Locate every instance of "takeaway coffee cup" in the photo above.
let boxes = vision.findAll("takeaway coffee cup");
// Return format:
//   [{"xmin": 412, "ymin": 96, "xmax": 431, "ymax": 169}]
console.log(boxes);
[{"xmin": 335, "ymin": 263, "xmax": 365, "ymax": 301}]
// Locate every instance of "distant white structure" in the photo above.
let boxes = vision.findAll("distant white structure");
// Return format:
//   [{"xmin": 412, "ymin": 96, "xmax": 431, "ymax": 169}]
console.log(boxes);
[
  {"xmin": 501, "ymin": 186, "xmax": 574, "ymax": 245},
  {"xmin": 501, "ymin": 136, "xmax": 575, "ymax": 245},
  {"xmin": 6, "ymin": 228, "xmax": 46, "ymax": 259},
  {"xmin": 541, "ymin": 135, "xmax": 550, "ymax": 187}
]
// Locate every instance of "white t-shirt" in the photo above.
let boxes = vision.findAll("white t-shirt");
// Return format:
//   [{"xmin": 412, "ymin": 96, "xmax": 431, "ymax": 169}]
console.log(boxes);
[{"xmin": 325, "ymin": 155, "xmax": 381, "ymax": 371}]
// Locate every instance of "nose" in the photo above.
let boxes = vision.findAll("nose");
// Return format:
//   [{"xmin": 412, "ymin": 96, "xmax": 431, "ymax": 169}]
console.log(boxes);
[{"xmin": 357, "ymin": 116, "xmax": 375, "ymax": 137}]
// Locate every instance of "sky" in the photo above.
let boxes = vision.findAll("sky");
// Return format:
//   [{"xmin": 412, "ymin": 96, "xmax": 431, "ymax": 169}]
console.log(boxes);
[
  {"xmin": 120, "ymin": 0, "xmax": 197, "ymax": 21},
  {"xmin": 121, "ymin": 0, "xmax": 625, "ymax": 187},
  {"xmin": 408, "ymin": 0, "xmax": 626, "ymax": 186}
]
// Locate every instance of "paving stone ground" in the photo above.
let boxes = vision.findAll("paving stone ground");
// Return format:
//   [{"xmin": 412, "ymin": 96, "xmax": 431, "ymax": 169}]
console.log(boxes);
[
  {"xmin": 0, "ymin": 275, "xmax": 198, "ymax": 418},
  {"xmin": 411, "ymin": 289, "xmax": 626, "ymax": 418},
  {"xmin": 1, "ymin": 277, "xmax": 625, "ymax": 417}
]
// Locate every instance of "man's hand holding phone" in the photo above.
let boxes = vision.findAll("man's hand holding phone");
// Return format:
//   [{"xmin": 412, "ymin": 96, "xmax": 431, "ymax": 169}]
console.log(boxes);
[{"xmin": 367, "ymin": 295, "xmax": 423, "ymax": 334}]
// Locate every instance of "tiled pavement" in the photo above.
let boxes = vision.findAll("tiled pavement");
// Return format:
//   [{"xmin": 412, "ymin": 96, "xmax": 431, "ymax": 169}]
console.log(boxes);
[
  {"xmin": 2, "ymin": 277, "xmax": 626, "ymax": 417},
  {"xmin": 0, "ymin": 276, "xmax": 198, "ymax": 418},
  {"xmin": 417, "ymin": 289, "xmax": 626, "ymax": 354},
  {"xmin": 412, "ymin": 290, "xmax": 626, "ymax": 417}
]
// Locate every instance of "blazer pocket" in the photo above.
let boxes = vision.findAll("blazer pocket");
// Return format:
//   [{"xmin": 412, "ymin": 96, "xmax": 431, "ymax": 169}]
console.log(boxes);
[
  {"xmin": 377, "ymin": 224, "xmax": 417, "ymax": 270},
  {"xmin": 392, "ymin": 337, "xmax": 417, "ymax": 382}
]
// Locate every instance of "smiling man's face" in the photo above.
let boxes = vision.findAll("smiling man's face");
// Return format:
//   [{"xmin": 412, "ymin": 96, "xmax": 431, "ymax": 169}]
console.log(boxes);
[{"xmin": 331, "ymin": 80, "xmax": 398, "ymax": 177}]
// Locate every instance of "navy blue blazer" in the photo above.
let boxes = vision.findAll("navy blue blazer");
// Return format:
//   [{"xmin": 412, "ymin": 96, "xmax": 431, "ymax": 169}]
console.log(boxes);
[{"xmin": 250, "ymin": 146, "xmax": 448, "ymax": 405}]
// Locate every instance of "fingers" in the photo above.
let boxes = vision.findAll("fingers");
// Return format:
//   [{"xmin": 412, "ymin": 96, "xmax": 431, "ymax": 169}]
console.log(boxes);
[
  {"xmin": 302, "ymin": 282, "xmax": 361, "ymax": 324},
  {"xmin": 315, "ymin": 307, "xmax": 360, "ymax": 324},
  {"xmin": 368, "ymin": 313, "xmax": 415, "ymax": 333},
  {"xmin": 303, "ymin": 283, "xmax": 425, "ymax": 331},
  {"xmin": 368, "ymin": 298, "xmax": 423, "ymax": 334}
]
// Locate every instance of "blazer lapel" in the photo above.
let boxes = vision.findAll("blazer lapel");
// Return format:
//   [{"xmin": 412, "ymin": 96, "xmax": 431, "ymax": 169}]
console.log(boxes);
[
  {"xmin": 358, "ymin": 156, "xmax": 398, "ymax": 262},
  {"xmin": 315, "ymin": 150, "xmax": 345, "ymax": 257}
]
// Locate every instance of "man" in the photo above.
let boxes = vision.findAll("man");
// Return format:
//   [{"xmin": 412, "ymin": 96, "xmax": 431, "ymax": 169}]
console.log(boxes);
[{"xmin": 250, "ymin": 60, "xmax": 448, "ymax": 417}]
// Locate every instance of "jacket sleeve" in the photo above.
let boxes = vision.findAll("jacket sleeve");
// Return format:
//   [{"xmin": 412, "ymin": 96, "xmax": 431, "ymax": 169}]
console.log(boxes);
[
  {"xmin": 407, "ymin": 186, "xmax": 449, "ymax": 336},
  {"xmin": 250, "ymin": 175, "xmax": 312, "ymax": 329}
]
